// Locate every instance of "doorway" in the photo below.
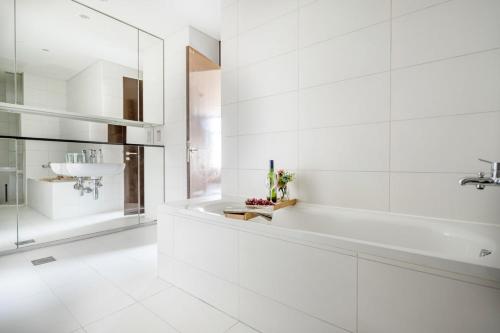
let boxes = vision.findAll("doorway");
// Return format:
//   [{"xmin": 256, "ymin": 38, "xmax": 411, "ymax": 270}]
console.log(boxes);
[{"xmin": 186, "ymin": 46, "xmax": 221, "ymax": 198}]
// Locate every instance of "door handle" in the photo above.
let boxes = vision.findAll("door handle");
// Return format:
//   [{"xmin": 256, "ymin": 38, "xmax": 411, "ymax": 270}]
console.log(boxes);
[{"xmin": 125, "ymin": 152, "xmax": 138, "ymax": 156}]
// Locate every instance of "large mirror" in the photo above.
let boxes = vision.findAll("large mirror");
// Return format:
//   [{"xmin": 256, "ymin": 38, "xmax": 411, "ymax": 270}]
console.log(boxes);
[{"xmin": 0, "ymin": 0, "xmax": 164, "ymax": 145}]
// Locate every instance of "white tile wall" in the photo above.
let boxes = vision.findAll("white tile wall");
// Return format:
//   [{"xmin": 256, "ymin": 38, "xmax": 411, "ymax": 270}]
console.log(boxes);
[
  {"xmin": 299, "ymin": 73, "xmax": 390, "ymax": 128},
  {"xmin": 391, "ymin": 49, "xmax": 500, "ymax": 120},
  {"xmin": 391, "ymin": 0, "xmax": 500, "ymax": 68},
  {"xmin": 299, "ymin": 23, "xmax": 390, "ymax": 88},
  {"xmin": 238, "ymin": 11, "xmax": 298, "ymax": 67},
  {"xmin": 238, "ymin": 0, "xmax": 298, "ymax": 34},
  {"xmin": 238, "ymin": 51, "xmax": 297, "ymax": 101},
  {"xmin": 221, "ymin": 0, "xmax": 500, "ymax": 224},
  {"xmin": 299, "ymin": 0, "xmax": 390, "ymax": 47}
]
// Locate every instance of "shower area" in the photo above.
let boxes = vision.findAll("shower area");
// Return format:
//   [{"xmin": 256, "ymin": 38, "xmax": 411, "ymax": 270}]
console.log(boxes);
[{"xmin": 0, "ymin": 0, "xmax": 165, "ymax": 253}]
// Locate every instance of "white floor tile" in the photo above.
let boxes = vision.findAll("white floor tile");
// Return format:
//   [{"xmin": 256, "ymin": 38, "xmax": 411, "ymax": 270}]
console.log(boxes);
[
  {"xmin": 84, "ymin": 303, "xmax": 178, "ymax": 333},
  {"xmin": 0, "ymin": 290, "xmax": 81, "ymax": 333},
  {"xmin": 53, "ymin": 271, "xmax": 135, "ymax": 326},
  {"xmin": 142, "ymin": 287, "xmax": 237, "ymax": 333},
  {"xmin": 0, "ymin": 262, "xmax": 47, "ymax": 299},
  {"xmin": 0, "ymin": 226, "xmax": 253, "ymax": 333}
]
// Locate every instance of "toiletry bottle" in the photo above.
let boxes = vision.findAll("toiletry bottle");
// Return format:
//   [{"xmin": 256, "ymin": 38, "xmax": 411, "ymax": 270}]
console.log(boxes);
[
  {"xmin": 268, "ymin": 160, "xmax": 277, "ymax": 203},
  {"xmin": 98, "ymin": 149, "xmax": 103, "ymax": 163}
]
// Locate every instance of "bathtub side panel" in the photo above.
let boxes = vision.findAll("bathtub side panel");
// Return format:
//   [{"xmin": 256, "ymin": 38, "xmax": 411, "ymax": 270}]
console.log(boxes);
[
  {"xmin": 239, "ymin": 287, "xmax": 350, "ymax": 333},
  {"xmin": 174, "ymin": 216, "xmax": 239, "ymax": 283},
  {"xmin": 239, "ymin": 231, "xmax": 357, "ymax": 332},
  {"xmin": 358, "ymin": 258, "xmax": 500, "ymax": 333}
]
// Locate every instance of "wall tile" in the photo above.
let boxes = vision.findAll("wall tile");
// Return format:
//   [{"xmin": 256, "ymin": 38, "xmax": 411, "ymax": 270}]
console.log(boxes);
[
  {"xmin": 391, "ymin": 112, "xmax": 500, "ymax": 173},
  {"xmin": 221, "ymin": 38, "xmax": 238, "ymax": 71},
  {"xmin": 300, "ymin": 22, "xmax": 390, "ymax": 88},
  {"xmin": 222, "ymin": 69, "xmax": 238, "ymax": 105},
  {"xmin": 222, "ymin": 104, "xmax": 238, "ymax": 137},
  {"xmin": 239, "ymin": 11, "xmax": 298, "ymax": 67},
  {"xmin": 299, "ymin": 171, "xmax": 390, "ymax": 211},
  {"xmin": 299, "ymin": 123, "xmax": 389, "ymax": 171},
  {"xmin": 392, "ymin": 0, "xmax": 500, "ymax": 68},
  {"xmin": 238, "ymin": 91, "xmax": 298, "ymax": 135},
  {"xmin": 238, "ymin": 0, "xmax": 298, "ymax": 34},
  {"xmin": 299, "ymin": 72, "xmax": 389, "ymax": 128},
  {"xmin": 238, "ymin": 51, "xmax": 298, "ymax": 101},
  {"xmin": 392, "ymin": 49, "xmax": 500, "ymax": 120},
  {"xmin": 299, "ymin": 0, "xmax": 390, "ymax": 47},
  {"xmin": 221, "ymin": 3, "xmax": 238, "ymax": 41},
  {"xmin": 221, "ymin": 168, "xmax": 238, "ymax": 196},
  {"xmin": 237, "ymin": 169, "xmax": 267, "ymax": 198},
  {"xmin": 238, "ymin": 131, "xmax": 298, "ymax": 170},
  {"xmin": 222, "ymin": 136, "xmax": 238, "ymax": 169},
  {"xmin": 390, "ymin": 173, "xmax": 500, "ymax": 224},
  {"xmin": 392, "ymin": 0, "xmax": 450, "ymax": 17}
]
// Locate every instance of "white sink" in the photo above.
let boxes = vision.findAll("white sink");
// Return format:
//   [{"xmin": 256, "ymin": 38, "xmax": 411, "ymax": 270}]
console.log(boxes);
[{"xmin": 50, "ymin": 163, "xmax": 125, "ymax": 178}]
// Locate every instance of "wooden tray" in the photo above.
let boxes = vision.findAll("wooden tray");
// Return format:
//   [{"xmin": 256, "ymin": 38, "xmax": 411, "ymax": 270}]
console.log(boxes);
[
  {"xmin": 273, "ymin": 198, "xmax": 297, "ymax": 210},
  {"xmin": 224, "ymin": 199, "xmax": 297, "ymax": 221}
]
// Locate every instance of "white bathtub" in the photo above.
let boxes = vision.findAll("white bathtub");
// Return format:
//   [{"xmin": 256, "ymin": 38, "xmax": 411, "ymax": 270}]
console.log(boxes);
[{"xmin": 158, "ymin": 197, "xmax": 500, "ymax": 333}]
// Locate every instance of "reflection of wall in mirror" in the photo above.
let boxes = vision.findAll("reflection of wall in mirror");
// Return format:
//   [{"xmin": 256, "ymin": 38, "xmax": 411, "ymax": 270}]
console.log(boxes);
[
  {"xmin": 64, "ymin": 60, "xmax": 139, "ymax": 142},
  {"xmin": 142, "ymin": 41, "xmax": 163, "ymax": 125}
]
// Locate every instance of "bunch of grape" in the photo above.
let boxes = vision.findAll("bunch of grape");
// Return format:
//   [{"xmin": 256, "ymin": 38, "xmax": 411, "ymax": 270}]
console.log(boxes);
[{"xmin": 245, "ymin": 198, "xmax": 274, "ymax": 206}]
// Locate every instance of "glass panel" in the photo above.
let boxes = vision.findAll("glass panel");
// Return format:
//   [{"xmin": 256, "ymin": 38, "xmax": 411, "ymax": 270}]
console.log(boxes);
[
  {"xmin": 0, "ymin": 0, "xmax": 17, "ymax": 104},
  {"xmin": 15, "ymin": 0, "xmax": 144, "ymax": 127},
  {"xmin": 139, "ymin": 31, "xmax": 164, "ymax": 126},
  {"xmin": 187, "ymin": 47, "xmax": 221, "ymax": 198},
  {"xmin": 16, "ymin": 139, "xmax": 163, "ymax": 248},
  {"xmin": 0, "ymin": 138, "xmax": 19, "ymax": 251},
  {"xmin": 141, "ymin": 146, "xmax": 164, "ymax": 223}
]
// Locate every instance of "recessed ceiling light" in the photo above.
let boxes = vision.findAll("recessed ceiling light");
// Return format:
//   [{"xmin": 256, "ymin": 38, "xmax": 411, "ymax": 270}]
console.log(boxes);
[{"xmin": 79, "ymin": 14, "xmax": 90, "ymax": 20}]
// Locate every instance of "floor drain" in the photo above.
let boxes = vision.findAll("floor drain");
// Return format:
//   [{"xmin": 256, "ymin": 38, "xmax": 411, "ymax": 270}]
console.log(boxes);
[
  {"xmin": 479, "ymin": 249, "xmax": 492, "ymax": 257},
  {"xmin": 31, "ymin": 256, "xmax": 56, "ymax": 266},
  {"xmin": 15, "ymin": 239, "xmax": 35, "ymax": 246}
]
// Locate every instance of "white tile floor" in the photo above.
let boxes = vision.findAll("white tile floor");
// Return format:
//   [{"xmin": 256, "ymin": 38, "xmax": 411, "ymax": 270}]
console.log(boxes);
[
  {"xmin": 0, "ymin": 205, "xmax": 142, "ymax": 252},
  {"xmin": 0, "ymin": 225, "xmax": 260, "ymax": 333}
]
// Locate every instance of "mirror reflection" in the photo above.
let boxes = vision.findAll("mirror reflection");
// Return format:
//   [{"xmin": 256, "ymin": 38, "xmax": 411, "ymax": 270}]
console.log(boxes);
[
  {"xmin": 0, "ymin": 0, "xmax": 164, "ymax": 144},
  {"xmin": 0, "ymin": 138, "xmax": 163, "ymax": 251}
]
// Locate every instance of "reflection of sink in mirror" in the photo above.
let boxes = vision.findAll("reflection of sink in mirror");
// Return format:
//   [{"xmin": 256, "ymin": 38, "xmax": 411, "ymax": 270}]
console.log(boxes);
[
  {"xmin": 27, "ymin": 178, "xmax": 124, "ymax": 220},
  {"xmin": 39, "ymin": 176, "xmax": 74, "ymax": 183},
  {"xmin": 50, "ymin": 163, "xmax": 125, "ymax": 178}
]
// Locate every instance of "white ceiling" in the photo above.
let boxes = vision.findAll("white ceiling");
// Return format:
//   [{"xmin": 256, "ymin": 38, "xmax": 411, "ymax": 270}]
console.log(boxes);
[{"xmin": 76, "ymin": 0, "xmax": 222, "ymax": 39}]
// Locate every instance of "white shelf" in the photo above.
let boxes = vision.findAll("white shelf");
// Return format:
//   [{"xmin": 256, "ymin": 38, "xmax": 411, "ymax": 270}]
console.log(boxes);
[{"xmin": 0, "ymin": 102, "xmax": 162, "ymax": 128}]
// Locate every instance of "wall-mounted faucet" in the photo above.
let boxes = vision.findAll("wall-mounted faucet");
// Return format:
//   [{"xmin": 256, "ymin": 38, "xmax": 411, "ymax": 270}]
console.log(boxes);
[{"xmin": 459, "ymin": 158, "xmax": 500, "ymax": 190}]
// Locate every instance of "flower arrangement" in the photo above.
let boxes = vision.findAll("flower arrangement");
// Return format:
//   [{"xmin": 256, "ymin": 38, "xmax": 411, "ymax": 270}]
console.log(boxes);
[{"xmin": 276, "ymin": 169, "xmax": 295, "ymax": 200}]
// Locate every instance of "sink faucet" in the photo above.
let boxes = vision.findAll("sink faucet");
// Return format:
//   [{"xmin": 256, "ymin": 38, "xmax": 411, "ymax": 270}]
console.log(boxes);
[{"xmin": 459, "ymin": 159, "xmax": 500, "ymax": 190}]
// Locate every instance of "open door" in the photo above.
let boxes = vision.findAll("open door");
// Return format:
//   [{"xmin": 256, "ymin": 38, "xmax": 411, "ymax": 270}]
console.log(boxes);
[
  {"xmin": 186, "ymin": 46, "xmax": 221, "ymax": 198},
  {"xmin": 108, "ymin": 77, "xmax": 144, "ymax": 215}
]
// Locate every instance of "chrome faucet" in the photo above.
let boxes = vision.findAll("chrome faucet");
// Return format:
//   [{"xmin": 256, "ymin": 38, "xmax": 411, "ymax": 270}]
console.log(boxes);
[{"xmin": 459, "ymin": 159, "xmax": 500, "ymax": 190}]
